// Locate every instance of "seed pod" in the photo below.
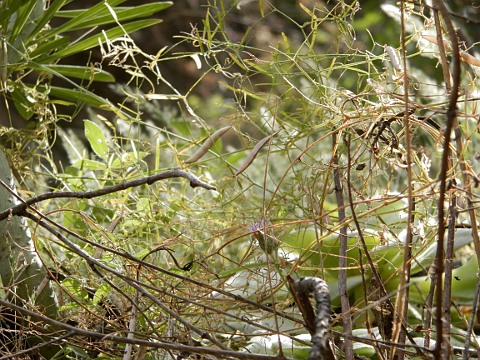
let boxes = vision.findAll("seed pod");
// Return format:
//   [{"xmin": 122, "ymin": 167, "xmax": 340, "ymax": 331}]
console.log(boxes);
[
  {"xmin": 385, "ymin": 45, "xmax": 402, "ymax": 71},
  {"xmin": 184, "ymin": 126, "xmax": 232, "ymax": 164},
  {"xmin": 235, "ymin": 132, "xmax": 276, "ymax": 176}
]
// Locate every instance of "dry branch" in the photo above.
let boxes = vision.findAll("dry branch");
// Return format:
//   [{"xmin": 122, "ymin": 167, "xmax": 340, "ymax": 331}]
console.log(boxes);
[{"xmin": 0, "ymin": 168, "xmax": 216, "ymax": 221}]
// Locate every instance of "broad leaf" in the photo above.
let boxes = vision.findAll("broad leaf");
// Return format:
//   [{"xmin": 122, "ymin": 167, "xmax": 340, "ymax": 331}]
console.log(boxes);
[{"xmin": 84, "ymin": 120, "xmax": 109, "ymax": 159}]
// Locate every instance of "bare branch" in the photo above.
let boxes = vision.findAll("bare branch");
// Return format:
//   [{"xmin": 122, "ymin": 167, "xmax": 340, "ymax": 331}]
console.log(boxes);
[{"xmin": 0, "ymin": 168, "xmax": 216, "ymax": 221}]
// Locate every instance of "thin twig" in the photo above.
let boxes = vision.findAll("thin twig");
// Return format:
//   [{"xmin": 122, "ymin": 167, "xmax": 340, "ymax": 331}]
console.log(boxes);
[
  {"xmin": 463, "ymin": 273, "xmax": 480, "ymax": 360},
  {"xmin": 442, "ymin": 198, "xmax": 457, "ymax": 357},
  {"xmin": 0, "ymin": 331, "xmax": 75, "ymax": 359},
  {"xmin": 31, "ymin": 204, "xmax": 303, "ymax": 326},
  {"xmin": 345, "ymin": 133, "xmax": 394, "ymax": 344}
]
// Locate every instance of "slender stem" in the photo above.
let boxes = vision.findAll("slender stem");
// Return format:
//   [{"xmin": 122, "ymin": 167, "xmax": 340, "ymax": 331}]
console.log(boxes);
[
  {"xmin": 432, "ymin": 1, "xmax": 461, "ymax": 359},
  {"xmin": 332, "ymin": 131, "xmax": 353, "ymax": 360},
  {"xmin": 391, "ymin": 3, "xmax": 414, "ymax": 360},
  {"xmin": 346, "ymin": 133, "xmax": 394, "ymax": 344},
  {"xmin": 463, "ymin": 273, "xmax": 480, "ymax": 360},
  {"xmin": 442, "ymin": 198, "xmax": 456, "ymax": 356}
]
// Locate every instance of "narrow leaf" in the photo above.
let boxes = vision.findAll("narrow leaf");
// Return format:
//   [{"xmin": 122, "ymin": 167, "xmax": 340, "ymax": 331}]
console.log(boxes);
[
  {"xmin": 55, "ymin": 3, "xmax": 173, "ymax": 30},
  {"xmin": 219, "ymin": 81, "xmax": 267, "ymax": 101},
  {"xmin": 42, "ymin": 19, "xmax": 161, "ymax": 61},
  {"xmin": 0, "ymin": 0, "xmax": 25, "ymax": 25},
  {"xmin": 30, "ymin": 36, "xmax": 71, "ymax": 59},
  {"xmin": 9, "ymin": 0, "xmax": 42, "ymax": 44},
  {"xmin": 235, "ymin": 133, "xmax": 276, "ymax": 176},
  {"xmin": 70, "ymin": 159, "xmax": 106, "ymax": 170},
  {"xmin": 47, "ymin": 86, "xmax": 114, "ymax": 109},
  {"xmin": 34, "ymin": 64, "xmax": 115, "ymax": 83},
  {"xmin": 184, "ymin": 126, "xmax": 233, "ymax": 164},
  {"xmin": 39, "ymin": 0, "xmax": 126, "ymax": 40},
  {"xmin": 27, "ymin": 0, "xmax": 72, "ymax": 44}
]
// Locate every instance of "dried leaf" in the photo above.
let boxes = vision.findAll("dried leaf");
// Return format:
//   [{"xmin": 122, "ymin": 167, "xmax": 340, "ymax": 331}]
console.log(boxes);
[
  {"xmin": 184, "ymin": 126, "xmax": 233, "ymax": 164},
  {"xmin": 234, "ymin": 132, "xmax": 276, "ymax": 176},
  {"xmin": 421, "ymin": 34, "xmax": 446, "ymax": 48},
  {"xmin": 421, "ymin": 34, "xmax": 480, "ymax": 67},
  {"xmin": 459, "ymin": 51, "xmax": 480, "ymax": 67}
]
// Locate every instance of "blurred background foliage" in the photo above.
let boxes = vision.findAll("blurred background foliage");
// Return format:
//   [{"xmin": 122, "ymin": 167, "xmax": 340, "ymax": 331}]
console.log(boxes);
[{"xmin": 1, "ymin": 0, "xmax": 480, "ymax": 358}]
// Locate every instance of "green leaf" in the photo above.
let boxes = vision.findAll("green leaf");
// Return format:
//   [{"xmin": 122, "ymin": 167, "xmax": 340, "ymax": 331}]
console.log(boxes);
[
  {"xmin": 70, "ymin": 159, "xmax": 106, "ymax": 170},
  {"xmin": 133, "ymin": 248, "xmax": 151, "ymax": 259},
  {"xmin": 42, "ymin": 19, "xmax": 162, "ymax": 61},
  {"xmin": 0, "ymin": 0, "xmax": 29, "ymax": 29},
  {"xmin": 47, "ymin": 86, "xmax": 115, "ymax": 109},
  {"xmin": 93, "ymin": 283, "xmax": 111, "ymax": 305},
  {"xmin": 61, "ymin": 278, "xmax": 88, "ymax": 299},
  {"xmin": 9, "ymin": 0, "xmax": 43, "ymax": 44},
  {"xmin": 26, "ymin": 0, "xmax": 74, "ymax": 44},
  {"xmin": 55, "ymin": 2, "xmax": 173, "ymax": 30},
  {"xmin": 34, "ymin": 64, "xmax": 115, "ymax": 83},
  {"xmin": 29, "ymin": 36, "xmax": 71, "ymax": 59},
  {"xmin": 84, "ymin": 120, "xmax": 109, "ymax": 159},
  {"xmin": 110, "ymin": 151, "xmax": 148, "ymax": 169},
  {"xmin": 10, "ymin": 89, "xmax": 35, "ymax": 120},
  {"xmin": 38, "ymin": 0, "xmax": 127, "ymax": 39}
]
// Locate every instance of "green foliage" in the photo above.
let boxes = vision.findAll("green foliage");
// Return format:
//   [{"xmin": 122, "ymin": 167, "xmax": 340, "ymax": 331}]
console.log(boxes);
[
  {"xmin": 1, "ymin": 0, "xmax": 172, "ymax": 149},
  {"xmin": 1, "ymin": 0, "xmax": 480, "ymax": 359}
]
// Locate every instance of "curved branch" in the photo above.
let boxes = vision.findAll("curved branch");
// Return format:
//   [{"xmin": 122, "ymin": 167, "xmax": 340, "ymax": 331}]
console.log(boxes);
[
  {"xmin": 0, "ymin": 168, "xmax": 216, "ymax": 221},
  {"xmin": 295, "ymin": 277, "xmax": 336, "ymax": 360}
]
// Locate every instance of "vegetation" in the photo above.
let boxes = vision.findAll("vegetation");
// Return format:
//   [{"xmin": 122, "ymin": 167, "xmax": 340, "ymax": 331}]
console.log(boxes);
[{"xmin": 0, "ymin": 0, "xmax": 479, "ymax": 359}]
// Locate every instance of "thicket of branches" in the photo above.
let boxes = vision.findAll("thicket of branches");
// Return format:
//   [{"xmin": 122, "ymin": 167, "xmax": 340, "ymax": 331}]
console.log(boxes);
[{"xmin": 0, "ymin": 0, "xmax": 479, "ymax": 359}]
